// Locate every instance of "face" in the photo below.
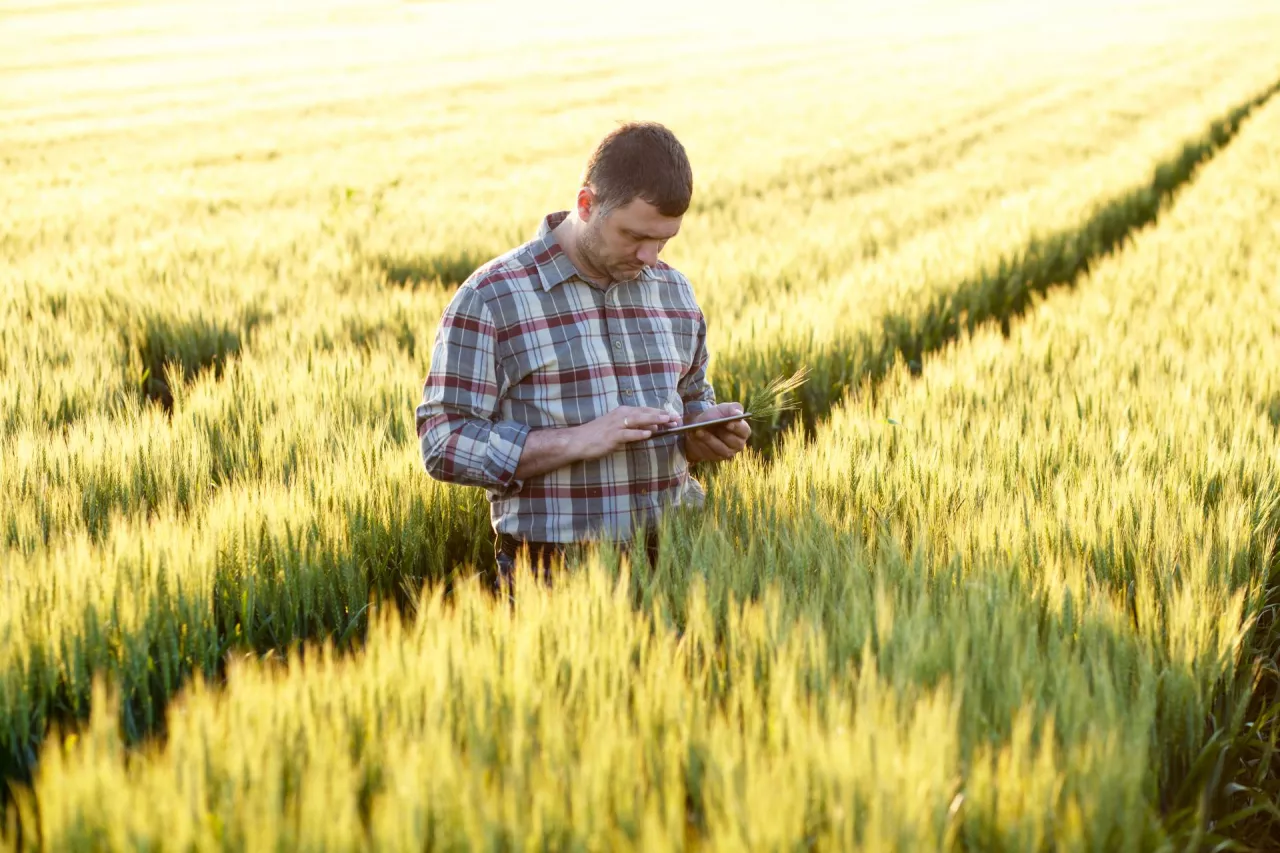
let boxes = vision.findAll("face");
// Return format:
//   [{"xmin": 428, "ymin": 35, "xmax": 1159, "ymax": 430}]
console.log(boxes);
[{"xmin": 579, "ymin": 192, "xmax": 682, "ymax": 283}]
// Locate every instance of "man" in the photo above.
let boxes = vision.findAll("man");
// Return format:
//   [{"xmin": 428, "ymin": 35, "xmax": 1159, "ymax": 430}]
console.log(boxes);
[{"xmin": 414, "ymin": 121, "xmax": 750, "ymax": 588}]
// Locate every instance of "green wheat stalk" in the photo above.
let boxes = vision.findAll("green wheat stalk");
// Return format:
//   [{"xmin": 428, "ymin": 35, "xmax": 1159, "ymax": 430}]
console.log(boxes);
[{"xmin": 743, "ymin": 367, "xmax": 811, "ymax": 421}]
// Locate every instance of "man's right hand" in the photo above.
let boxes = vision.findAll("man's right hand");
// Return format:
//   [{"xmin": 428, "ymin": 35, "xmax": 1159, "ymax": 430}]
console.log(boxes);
[
  {"xmin": 573, "ymin": 406, "xmax": 680, "ymax": 461},
  {"xmin": 514, "ymin": 406, "xmax": 679, "ymax": 481}
]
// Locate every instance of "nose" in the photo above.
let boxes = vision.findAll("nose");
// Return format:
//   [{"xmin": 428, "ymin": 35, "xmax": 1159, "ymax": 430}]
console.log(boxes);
[{"xmin": 637, "ymin": 242, "xmax": 659, "ymax": 267}]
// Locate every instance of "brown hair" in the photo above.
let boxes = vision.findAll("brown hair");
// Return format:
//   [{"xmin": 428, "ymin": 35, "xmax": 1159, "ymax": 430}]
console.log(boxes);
[{"xmin": 583, "ymin": 121, "xmax": 693, "ymax": 218}]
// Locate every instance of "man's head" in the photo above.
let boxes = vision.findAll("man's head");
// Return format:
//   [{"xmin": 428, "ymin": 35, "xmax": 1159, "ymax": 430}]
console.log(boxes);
[{"xmin": 572, "ymin": 121, "xmax": 692, "ymax": 283}]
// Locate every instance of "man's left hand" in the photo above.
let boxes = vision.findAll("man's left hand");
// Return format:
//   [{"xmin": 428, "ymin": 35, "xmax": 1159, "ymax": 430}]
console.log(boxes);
[{"xmin": 684, "ymin": 403, "xmax": 752, "ymax": 464}]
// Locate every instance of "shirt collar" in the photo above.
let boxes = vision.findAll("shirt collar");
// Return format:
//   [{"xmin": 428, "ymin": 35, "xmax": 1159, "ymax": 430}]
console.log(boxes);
[{"xmin": 531, "ymin": 210, "xmax": 655, "ymax": 291}]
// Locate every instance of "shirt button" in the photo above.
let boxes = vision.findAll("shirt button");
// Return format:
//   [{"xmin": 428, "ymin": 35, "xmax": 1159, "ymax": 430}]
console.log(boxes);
[{"xmin": 613, "ymin": 341, "xmax": 623, "ymax": 350}]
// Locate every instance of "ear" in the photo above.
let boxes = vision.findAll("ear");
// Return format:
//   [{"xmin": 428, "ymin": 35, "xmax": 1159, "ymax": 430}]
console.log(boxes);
[{"xmin": 576, "ymin": 186, "xmax": 595, "ymax": 222}]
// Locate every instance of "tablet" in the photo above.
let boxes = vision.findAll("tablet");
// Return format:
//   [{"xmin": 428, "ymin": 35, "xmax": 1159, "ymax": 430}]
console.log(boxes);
[{"xmin": 650, "ymin": 411, "xmax": 752, "ymax": 437}]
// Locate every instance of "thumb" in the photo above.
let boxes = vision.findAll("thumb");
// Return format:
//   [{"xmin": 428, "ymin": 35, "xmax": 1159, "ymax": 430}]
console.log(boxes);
[{"xmin": 718, "ymin": 402, "xmax": 744, "ymax": 417}]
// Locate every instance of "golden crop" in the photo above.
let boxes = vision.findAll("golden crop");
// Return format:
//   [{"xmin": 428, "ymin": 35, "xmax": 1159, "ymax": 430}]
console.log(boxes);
[{"xmin": 3, "ymin": 0, "xmax": 1280, "ymax": 849}]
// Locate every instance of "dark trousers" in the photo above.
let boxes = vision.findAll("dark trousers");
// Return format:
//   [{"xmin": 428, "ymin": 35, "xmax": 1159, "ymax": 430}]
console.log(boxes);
[{"xmin": 493, "ymin": 527, "xmax": 659, "ymax": 593}]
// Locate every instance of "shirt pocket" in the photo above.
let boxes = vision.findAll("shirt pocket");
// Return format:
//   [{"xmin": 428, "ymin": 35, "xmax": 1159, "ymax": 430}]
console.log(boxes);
[{"xmin": 632, "ymin": 313, "xmax": 698, "ymax": 369}]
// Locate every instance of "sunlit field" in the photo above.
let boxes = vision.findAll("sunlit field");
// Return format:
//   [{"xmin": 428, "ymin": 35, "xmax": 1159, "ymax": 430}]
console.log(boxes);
[{"xmin": 4, "ymin": 0, "xmax": 1280, "ymax": 848}]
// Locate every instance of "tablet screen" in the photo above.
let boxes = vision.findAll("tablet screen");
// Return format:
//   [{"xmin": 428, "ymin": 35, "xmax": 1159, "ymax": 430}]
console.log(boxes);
[{"xmin": 650, "ymin": 412, "xmax": 752, "ymax": 437}]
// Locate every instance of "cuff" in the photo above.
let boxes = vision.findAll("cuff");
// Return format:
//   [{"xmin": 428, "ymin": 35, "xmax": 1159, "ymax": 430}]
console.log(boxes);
[{"xmin": 483, "ymin": 420, "xmax": 531, "ymax": 496}]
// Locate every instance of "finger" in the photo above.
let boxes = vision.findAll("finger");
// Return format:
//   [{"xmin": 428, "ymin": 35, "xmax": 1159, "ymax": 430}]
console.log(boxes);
[
  {"xmin": 709, "ymin": 421, "xmax": 750, "ymax": 440},
  {"xmin": 619, "ymin": 428, "xmax": 654, "ymax": 443},
  {"xmin": 701, "ymin": 403, "xmax": 736, "ymax": 420},
  {"xmin": 696, "ymin": 431, "xmax": 735, "ymax": 459},
  {"xmin": 712, "ymin": 428, "xmax": 747, "ymax": 452},
  {"xmin": 625, "ymin": 410, "xmax": 680, "ymax": 428}
]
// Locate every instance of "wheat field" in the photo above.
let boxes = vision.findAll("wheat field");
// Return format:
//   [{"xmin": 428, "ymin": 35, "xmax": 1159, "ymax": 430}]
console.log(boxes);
[{"xmin": 4, "ymin": 0, "xmax": 1280, "ymax": 849}]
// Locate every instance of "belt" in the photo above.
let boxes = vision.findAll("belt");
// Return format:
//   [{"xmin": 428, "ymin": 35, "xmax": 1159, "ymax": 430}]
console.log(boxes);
[{"xmin": 494, "ymin": 528, "xmax": 660, "ymax": 569}]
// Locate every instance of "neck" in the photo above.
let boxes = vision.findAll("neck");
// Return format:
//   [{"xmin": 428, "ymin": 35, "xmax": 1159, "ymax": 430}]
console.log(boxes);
[{"xmin": 552, "ymin": 215, "xmax": 611, "ymax": 286}]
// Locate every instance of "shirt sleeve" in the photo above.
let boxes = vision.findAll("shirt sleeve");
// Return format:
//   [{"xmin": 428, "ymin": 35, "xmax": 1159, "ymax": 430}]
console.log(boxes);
[
  {"xmin": 679, "ymin": 309, "xmax": 717, "ymax": 419},
  {"xmin": 415, "ymin": 285, "xmax": 529, "ymax": 495}
]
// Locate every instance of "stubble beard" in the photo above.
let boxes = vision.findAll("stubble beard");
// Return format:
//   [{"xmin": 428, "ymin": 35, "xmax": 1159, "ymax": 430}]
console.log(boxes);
[{"xmin": 577, "ymin": 223, "xmax": 618, "ymax": 284}]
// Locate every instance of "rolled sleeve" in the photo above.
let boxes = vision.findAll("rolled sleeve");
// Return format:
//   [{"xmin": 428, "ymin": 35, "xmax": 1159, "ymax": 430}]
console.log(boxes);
[
  {"xmin": 679, "ymin": 310, "xmax": 717, "ymax": 420},
  {"xmin": 415, "ymin": 286, "xmax": 529, "ymax": 496}
]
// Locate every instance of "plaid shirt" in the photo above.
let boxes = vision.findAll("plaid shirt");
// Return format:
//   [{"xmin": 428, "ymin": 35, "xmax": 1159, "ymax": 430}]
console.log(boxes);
[{"xmin": 415, "ymin": 211, "xmax": 717, "ymax": 543}]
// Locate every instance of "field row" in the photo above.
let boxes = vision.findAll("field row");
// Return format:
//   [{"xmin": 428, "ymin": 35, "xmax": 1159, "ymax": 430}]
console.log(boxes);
[{"xmin": 10, "ymin": 82, "xmax": 1280, "ymax": 852}]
